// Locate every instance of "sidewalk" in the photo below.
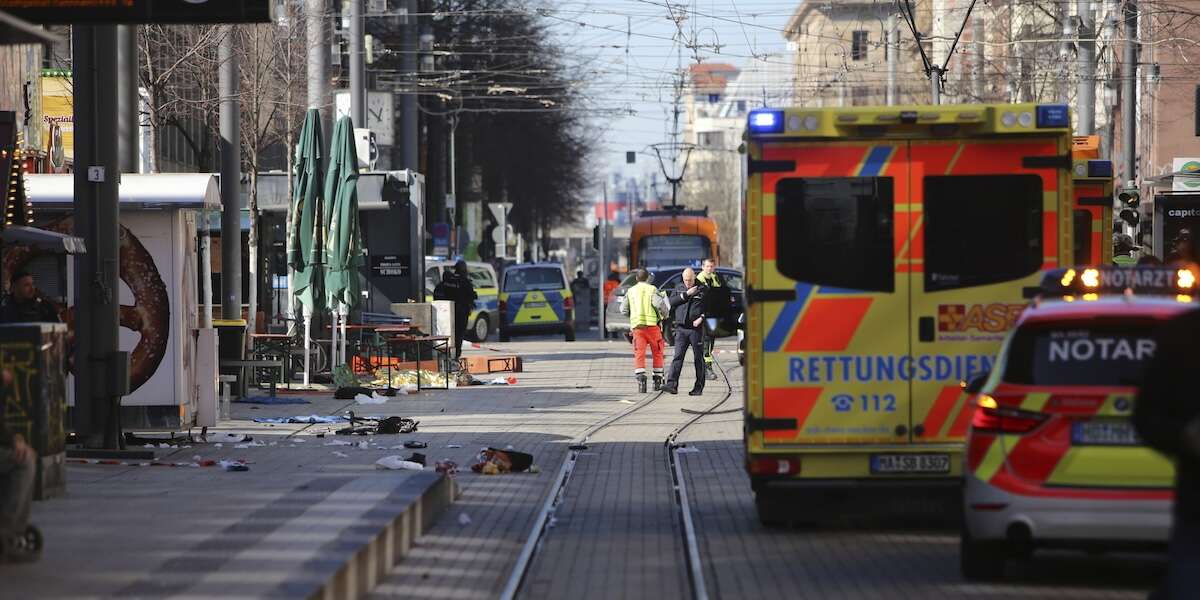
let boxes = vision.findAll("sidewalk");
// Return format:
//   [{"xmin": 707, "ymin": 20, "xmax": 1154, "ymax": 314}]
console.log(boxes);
[{"xmin": 2, "ymin": 335, "xmax": 639, "ymax": 599}]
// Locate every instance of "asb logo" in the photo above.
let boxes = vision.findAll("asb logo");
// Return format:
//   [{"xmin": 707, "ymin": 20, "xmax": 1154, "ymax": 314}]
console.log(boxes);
[{"xmin": 938, "ymin": 304, "xmax": 1026, "ymax": 333}]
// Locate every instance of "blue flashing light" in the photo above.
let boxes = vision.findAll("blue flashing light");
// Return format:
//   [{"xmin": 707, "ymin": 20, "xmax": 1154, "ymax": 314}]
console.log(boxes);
[
  {"xmin": 1036, "ymin": 104, "xmax": 1070, "ymax": 128},
  {"xmin": 748, "ymin": 110, "xmax": 784, "ymax": 133},
  {"xmin": 1087, "ymin": 160, "xmax": 1114, "ymax": 178}
]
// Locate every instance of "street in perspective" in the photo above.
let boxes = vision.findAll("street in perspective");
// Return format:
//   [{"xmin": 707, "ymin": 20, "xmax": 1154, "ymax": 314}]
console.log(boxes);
[{"xmin": 0, "ymin": 0, "xmax": 1198, "ymax": 599}]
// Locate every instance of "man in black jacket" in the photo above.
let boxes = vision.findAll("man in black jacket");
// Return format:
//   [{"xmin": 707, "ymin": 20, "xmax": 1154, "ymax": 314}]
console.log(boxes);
[
  {"xmin": 1134, "ymin": 307, "xmax": 1200, "ymax": 598},
  {"xmin": 0, "ymin": 271, "xmax": 59, "ymax": 324},
  {"xmin": 433, "ymin": 261, "xmax": 477, "ymax": 360},
  {"xmin": 663, "ymin": 268, "xmax": 707, "ymax": 396},
  {"xmin": 0, "ymin": 367, "xmax": 37, "ymax": 563}
]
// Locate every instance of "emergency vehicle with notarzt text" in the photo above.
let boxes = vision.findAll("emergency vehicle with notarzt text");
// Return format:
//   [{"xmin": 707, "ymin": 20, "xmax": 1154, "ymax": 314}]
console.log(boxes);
[
  {"xmin": 742, "ymin": 103, "xmax": 1076, "ymax": 524},
  {"xmin": 960, "ymin": 266, "xmax": 1196, "ymax": 580}
]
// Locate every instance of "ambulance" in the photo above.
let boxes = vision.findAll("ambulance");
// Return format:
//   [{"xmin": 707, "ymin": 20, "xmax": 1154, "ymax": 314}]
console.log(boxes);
[
  {"xmin": 1070, "ymin": 136, "xmax": 1115, "ymax": 265},
  {"xmin": 742, "ymin": 103, "xmax": 1075, "ymax": 523}
]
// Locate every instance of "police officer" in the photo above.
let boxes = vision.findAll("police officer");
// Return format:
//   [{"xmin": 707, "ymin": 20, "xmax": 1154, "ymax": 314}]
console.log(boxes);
[
  {"xmin": 433, "ymin": 261, "xmax": 476, "ymax": 359},
  {"xmin": 696, "ymin": 258, "xmax": 725, "ymax": 381},
  {"xmin": 664, "ymin": 268, "xmax": 707, "ymax": 396},
  {"xmin": 619, "ymin": 269, "xmax": 668, "ymax": 393}
]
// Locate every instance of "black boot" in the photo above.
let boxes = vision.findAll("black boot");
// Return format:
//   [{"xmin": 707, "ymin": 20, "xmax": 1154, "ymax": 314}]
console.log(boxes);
[
  {"xmin": 689, "ymin": 385, "xmax": 704, "ymax": 396},
  {"xmin": 653, "ymin": 375, "xmax": 663, "ymax": 391},
  {"xmin": 637, "ymin": 373, "xmax": 648, "ymax": 393}
]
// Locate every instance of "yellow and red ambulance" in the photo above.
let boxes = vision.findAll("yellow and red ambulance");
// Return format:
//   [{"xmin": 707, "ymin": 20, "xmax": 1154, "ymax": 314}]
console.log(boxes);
[
  {"xmin": 742, "ymin": 103, "xmax": 1075, "ymax": 523},
  {"xmin": 961, "ymin": 266, "xmax": 1192, "ymax": 579},
  {"xmin": 1070, "ymin": 136, "xmax": 1115, "ymax": 265}
]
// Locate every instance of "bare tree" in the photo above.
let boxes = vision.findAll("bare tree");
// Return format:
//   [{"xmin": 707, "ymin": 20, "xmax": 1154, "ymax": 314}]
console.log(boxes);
[{"xmin": 138, "ymin": 24, "xmax": 223, "ymax": 173}]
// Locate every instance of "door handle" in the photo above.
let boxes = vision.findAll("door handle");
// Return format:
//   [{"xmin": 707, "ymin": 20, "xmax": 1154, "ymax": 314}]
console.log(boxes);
[{"xmin": 918, "ymin": 316, "xmax": 935, "ymax": 342}]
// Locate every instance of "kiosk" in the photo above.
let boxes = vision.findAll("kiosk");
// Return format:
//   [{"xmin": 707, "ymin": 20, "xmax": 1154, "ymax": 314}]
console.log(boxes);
[{"xmin": 12, "ymin": 174, "xmax": 220, "ymax": 429}]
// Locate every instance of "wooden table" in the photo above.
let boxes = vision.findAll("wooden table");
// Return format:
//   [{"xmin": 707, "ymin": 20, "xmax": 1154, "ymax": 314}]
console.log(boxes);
[{"xmin": 377, "ymin": 330, "xmax": 451, "ymax": 391}]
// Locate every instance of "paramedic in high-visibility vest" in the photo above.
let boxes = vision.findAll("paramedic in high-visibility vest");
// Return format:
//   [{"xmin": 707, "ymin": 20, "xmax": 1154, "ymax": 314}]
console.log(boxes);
[
  {"xmin": 696, "ymin": 258, "xmax": 723, "ymax": 381},
  {"xmin": 619, "ymin": 269, "xmax": 669, "ymax": 393}
]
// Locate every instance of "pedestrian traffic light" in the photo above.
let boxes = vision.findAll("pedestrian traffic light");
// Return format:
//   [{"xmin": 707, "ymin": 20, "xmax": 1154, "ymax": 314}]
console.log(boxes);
[{"xmin": 1120, "ymin": 208, "xmax": 1140, "ymax": 227}]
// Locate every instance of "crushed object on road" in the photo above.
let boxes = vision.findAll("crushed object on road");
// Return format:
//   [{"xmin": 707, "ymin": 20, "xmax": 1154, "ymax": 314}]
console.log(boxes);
[
  {"xmin": 471, "ymin": 448, "xmax": 533, "ymax": 474},
  {"xmin": 435, "ymin": 460, "xmax": 458, "ymax": 475}
]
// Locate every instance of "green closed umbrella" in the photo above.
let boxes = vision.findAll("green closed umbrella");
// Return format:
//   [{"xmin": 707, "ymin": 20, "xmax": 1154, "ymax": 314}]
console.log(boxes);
[
  {"xmin": 287, "ymin": 108, "xmax": 325, "ymax": 385},
  {"xmin": 323, "ymin": 116, "xmax": 363, "ymax": 367}
]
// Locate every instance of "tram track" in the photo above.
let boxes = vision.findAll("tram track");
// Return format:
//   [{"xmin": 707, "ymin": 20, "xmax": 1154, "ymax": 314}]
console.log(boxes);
[{"xmin": 500, "ymin": 354, "xmax": 739, "ymax": 600}]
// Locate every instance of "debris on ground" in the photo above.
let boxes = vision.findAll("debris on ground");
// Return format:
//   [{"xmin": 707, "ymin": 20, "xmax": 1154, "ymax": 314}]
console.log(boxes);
[
  {"xmin": 446, "ymin": 444, "xmax": 462, "ymax": 449},
  {"xmin": 457, "ymin": 513, "xmax": 472, "ymax": 526},
  {"xmin": 332, "ymin": 451, "xmax": 349, "ymax": 458},
  {"xmin": 471, "ymin": 447, "xmax": 534, "ymax": 474},
  {"xmin": 435, "ymin": 460, "xmax": 459, "ymax": 475},
  {"xmin": 488, "ymin": 376, "xmax": 518, "ymax": 385},
  {"xmin": 219, "ymin": 460, "xmax": 249, "ymax": 472},
  {"xmin": 403, "ymin": 441, "xmax": 427, "ymax": 449},
  {"xmin": 406, "ymin": 452, "xmax": 427, "ymax": 466},
  {"xmin": 354, "ymin": 392, "xmax": 390, "ymax": 405},
  {"xmin": 375, "ymin": 456, "xmax": 424, "ymax": 471}
]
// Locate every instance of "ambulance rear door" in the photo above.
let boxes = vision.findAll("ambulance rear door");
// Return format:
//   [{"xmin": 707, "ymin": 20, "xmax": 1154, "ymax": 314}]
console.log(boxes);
[
  {"xmin": 906, "ymin": 137, "xmax": 1068, "ymax": 447},
  {"xmin": 750, "ymin": 140, "xmax": 912, "ymax": 448}
]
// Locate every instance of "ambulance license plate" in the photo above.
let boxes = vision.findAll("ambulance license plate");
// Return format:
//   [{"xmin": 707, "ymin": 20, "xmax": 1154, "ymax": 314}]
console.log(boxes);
[
  {"xmin": 1072, "ymin": 421, "xmax": 1141, "ymax": 446},
  {"xmin": 870, "ymin": 454, "xmax": 950, "ymax": 474},
  {"xmin": 524, "ymin": 301, "xmax": 547, "ymax": 308}
]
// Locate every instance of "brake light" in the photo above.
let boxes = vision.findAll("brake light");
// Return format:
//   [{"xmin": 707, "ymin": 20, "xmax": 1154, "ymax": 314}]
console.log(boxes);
[
  {"xmin": 749, "ymin": 457, "xmax": 800, "ymax": 476},
  {"xmin": 971, "ymin": 395, "xmax": 1048, "ymax": 434}
]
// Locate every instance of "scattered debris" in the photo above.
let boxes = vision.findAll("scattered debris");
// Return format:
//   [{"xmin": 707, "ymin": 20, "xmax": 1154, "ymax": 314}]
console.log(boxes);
[
  {"xmin": 471, "ymin": 448, "xmax": 533, "ymax": 474},
  {"xmin": 324, "ymin": 440, "xmax": 354, "ymax": 446},
  {"xmin": 214, "ymin": 433, "xmax": 249, "ymax": 443},
  {"xmin": 488, "ymin": 376, "xmax": 518, "ymax": 385},
  {"xmin": 457, "ymin": 513, "xmax": 472, "ymax": 526},
  {"xmin": 219, "ymin": 460, "xmax": 249, "ymax": 472},
  {"xmin": 375, "ymin": 456, "xmax": 424, "ymax": 471},
  {"xmin": 446, "ymin": 444, "xmax": 462, "ymax": 449},
  {"xmin": 357, "ymin": 441, "xmax": 369, "ymax": 450},
  {"xmin": 675, "ymin": 446, "xmax": 701, "ymax": 454},
  {"xmin": 403, "ymin": 441, "xmax": 427, "ymax": 449},
  {"xmin": 332, "ymin": 451, "xmax": 349, "ymax": 458},
  {"xmin": 435, "ymin": 460, "xmax": 459, "ymax": 475},
  {"xmin": 354, "ymin": 392, "xmax": 389, "ymax": 405},
  {"xmin": 406, "ymin": 452, "xmax": 427, "ymax": 466}
]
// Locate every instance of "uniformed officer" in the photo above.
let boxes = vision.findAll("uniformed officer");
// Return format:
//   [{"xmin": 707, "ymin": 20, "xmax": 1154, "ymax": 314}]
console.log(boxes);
[{"xmin": 619, "ymin": 269, "xmax": 668, "ymax": 393}]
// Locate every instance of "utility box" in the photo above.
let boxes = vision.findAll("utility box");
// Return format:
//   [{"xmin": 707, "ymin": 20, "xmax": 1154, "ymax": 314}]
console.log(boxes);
[{"xmin": 0, "ymin": 323, "xmax": 68, "ymax": 500}]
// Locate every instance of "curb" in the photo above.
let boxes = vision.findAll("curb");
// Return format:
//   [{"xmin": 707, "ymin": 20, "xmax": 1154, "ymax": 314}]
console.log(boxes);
[{"xmin": 314, "ymin": 472, "xmax": 460, "ymax": 600}]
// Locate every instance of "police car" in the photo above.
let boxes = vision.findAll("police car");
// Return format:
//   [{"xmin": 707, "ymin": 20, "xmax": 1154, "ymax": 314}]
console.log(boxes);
[
  {"xmin": 498, "ymin": 263, "xmax": 575, "ymax": 342},
  {"xmin": 960, "ymin": 266, "xmax": 1195, "ymax": 580}
]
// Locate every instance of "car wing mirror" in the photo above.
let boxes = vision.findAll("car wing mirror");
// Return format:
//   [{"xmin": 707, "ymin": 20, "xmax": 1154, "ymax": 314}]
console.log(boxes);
[{"xmin": 962, "ymin": 372, "xmax": 989, "ymax": 395}]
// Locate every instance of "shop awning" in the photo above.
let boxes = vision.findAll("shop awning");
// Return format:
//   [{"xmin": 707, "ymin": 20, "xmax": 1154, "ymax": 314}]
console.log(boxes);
[
  {"xmin": 0, "ymin": 225, "xmax": 85, "ymax": 254},
  {"xmin": 25, "ymin": 174, "xmax": 222, "ymax": 210}
]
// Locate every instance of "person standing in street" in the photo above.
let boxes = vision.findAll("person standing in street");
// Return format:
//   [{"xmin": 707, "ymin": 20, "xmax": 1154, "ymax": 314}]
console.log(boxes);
[
  {"xmin": 619, "ymin": 269, "xmax": 668, "ymax": 393},
  {"xmin": 433, "ymin": 261, "xmax": 476, "ymax": 360},
  {"xmin": 696, "ymin": 258, "xmax": 725, "ymax": 381},
  {"xmin": 0, "ymin": 271, "xmax": 60, "ymax": 324},
  {"xmin": 664, "ymin": 268, "xmax": 707, "ymax": 396},
  {"xmin": 1134, "ymin": 308, "xmax": 1200, "ymax": 598},
  {"xmin": 570, "ymin": 270, "xmax": 591, "ymax": 331}
]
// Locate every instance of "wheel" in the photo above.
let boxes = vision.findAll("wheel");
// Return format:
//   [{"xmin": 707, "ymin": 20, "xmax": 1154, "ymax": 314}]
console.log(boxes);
[
  {"xmin": 499, "ymin": 329, "xmax": 511, "ymax": 342},
  {"xmin": 960, "ymin": 528, "xmax": 1008, "ymax": 580},
  {"xmin": 564, "ymin": 326, "xmax": 576, "ymax": 342},
  {"xmin": 754, "ymin": 491, "xmax": 788, "ymax": 528},
  {"xmin": 472, "ymin": 315, "xmax": 490, "ymax": 343}
]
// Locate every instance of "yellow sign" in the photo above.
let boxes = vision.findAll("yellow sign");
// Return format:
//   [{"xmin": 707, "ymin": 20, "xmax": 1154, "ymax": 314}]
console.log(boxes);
[{"xmin": 41, "ymin": 74, "xmax": 72, "ymax": 163}]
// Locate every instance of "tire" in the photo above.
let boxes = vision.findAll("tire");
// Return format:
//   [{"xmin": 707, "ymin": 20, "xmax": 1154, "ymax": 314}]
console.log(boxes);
[
  {"xmin": 564, "ymin": 326, "xmax": 576, "ymax": 342},
  {"xmin": 472, "ymin": 315, "xmax": 490, "ymax": 343},
  {"xmin": 960, "ymin": 528, "xmax": 1008, "ymax": 581},
  {"xmin": 754, "ymin": 491, "xmax": 788, "ymax": 528},
  {"xmin": 499, "ymin": 328, "xmax": 511, "ymax": 342}
]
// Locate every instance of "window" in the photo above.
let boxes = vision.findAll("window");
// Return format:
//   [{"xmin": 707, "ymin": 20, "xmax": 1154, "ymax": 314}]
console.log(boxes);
[
  {"xmin": 503, "ymin": 267, "xmax": 565, "ymax": 292},
  {"xmin": 1004, "ymin": 322, "xmax": 1158, "ymax": 386},
  {"xmin": 638, "ymin": 235, "xmax": 711, "ymax": 267},
  {"xmin": 775, "ymin": 177, "xmax": 894, "ymax": 292},
  {"xmin": 699, "ymin": 131, "xmax": 724, "ymax": 147},
  {"xmin": 851, "ymin": 31, "xmax": 868, "ymax": 61},
  {"xmin": 467, "ymin": 266, "xmax": 496, "ymax": 288},
  {"xmin": 923, "ymin": 175, "xmax": 1043, "ymax": 291},
  {"xmin": 1073, "ymin": 209, "xmax": 1093, "ymax": 266},
  {"xmin": 851, "ymin": 86, "xmax": 872, "ymax": 106}
]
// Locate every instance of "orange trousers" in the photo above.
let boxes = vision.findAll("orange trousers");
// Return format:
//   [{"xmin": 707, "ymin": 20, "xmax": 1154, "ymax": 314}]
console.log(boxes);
[{"xmin": 632, "ymin": 325, "xmax": 665, "ymax": 373}]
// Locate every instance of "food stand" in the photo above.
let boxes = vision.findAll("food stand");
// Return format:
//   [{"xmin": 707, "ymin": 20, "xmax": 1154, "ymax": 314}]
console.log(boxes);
[{"xmin": 10, "ymin": 174, "xmax": 220, "ymax": 430}]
